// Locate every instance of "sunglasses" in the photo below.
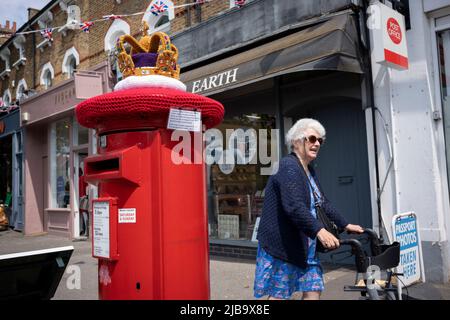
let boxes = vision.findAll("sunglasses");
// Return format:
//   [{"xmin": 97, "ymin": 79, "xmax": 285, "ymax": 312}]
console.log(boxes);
[{"xmin": 305, "ymin": 135, "xmax": 324, "ymax": 145}]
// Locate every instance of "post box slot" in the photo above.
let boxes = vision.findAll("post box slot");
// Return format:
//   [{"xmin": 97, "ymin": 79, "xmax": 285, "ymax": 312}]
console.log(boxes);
[
  {"xmin": 84, "ymin": 145, "xmax": 140, "ymax": 185},
  {"xmin": 87, "ymin": 158, "xmax": 120, "ymax": 174}
]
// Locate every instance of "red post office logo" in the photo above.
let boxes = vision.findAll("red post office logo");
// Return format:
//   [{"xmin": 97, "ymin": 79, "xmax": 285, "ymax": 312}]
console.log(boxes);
[{"xmin": 387, "ymin": 17, "xmax": 402, "ymax": 45}]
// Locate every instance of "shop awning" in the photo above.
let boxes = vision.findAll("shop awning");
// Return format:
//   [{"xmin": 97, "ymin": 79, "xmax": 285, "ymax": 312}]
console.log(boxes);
[{"xmin": 180, "ymin": 12, "xmax": 363, "ymax": 96}]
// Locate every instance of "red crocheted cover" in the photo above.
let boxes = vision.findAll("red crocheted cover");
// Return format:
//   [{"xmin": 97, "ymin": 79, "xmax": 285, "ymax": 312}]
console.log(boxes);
[{"xmin": 76, "ymin": 87, "xmax": 224, "ymax": 133}]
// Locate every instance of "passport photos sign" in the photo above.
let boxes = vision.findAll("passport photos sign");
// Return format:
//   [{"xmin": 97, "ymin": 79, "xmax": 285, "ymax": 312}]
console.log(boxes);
[{"xmin": 392, "ymin": 212, "xmax": 425, "ymax": 287}]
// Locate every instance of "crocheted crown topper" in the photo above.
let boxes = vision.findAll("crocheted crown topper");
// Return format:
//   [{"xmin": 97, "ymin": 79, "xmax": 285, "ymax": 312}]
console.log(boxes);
[{"xmin": 116, "ymin": 21, "xmax": 180, "ymax": 79}]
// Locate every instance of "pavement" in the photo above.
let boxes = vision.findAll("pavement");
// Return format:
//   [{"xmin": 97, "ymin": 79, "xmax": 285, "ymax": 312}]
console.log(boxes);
[{"xmin": 1, "ymin": 229, "xmax": 449, "ymax": 300}]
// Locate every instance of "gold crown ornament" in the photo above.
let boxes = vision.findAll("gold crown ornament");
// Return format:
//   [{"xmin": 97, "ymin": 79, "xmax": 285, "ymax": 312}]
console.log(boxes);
[{"xmin": 116, "ymin": 21, "xmax": 180, "ymax": 79}]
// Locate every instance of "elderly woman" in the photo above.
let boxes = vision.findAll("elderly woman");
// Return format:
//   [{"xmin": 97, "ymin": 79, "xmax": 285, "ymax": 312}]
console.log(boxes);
[{"xmin": 254, "ymin": 118, "xmax": 364, "ymax": 300}]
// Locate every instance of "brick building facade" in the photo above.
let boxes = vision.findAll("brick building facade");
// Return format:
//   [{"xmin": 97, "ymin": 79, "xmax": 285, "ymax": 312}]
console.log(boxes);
[
  {"xmin": 0, "ymin": 0, "xmax": 233, "ymax": 102},
  {"xmin": 0, "ymin": 0, "xmax": 239, "ymax": 240}
]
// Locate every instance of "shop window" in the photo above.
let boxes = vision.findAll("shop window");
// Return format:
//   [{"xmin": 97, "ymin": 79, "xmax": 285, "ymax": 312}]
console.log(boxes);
[
  {"xmin": 62, "ymin": 47, "xmax": 80, "ymax": 79},
  {"xmin": 143, "ymin": 0, "xmax": 174, "ymax": 33},
  {"xmin": 50, "ymin": 119, "xmax": 71, "ymax": 208},
  {"xmin": 73, "ymin": 119, "xmax": 89, "ymax": 146},
  {"xmin": 40, "ymin": 62, "xmax": 55, "ymax": 89},
  {"xmin": 207, "ymin": 106, "xmax": 277, "ymax": 242}
]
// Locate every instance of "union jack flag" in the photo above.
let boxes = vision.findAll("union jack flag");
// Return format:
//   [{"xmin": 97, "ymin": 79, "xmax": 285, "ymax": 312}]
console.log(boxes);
[
  {"xmin": 150, "ymin": 1, "xmax": 169, "ymax": 17},
  {"xmin": 40, "ymin": 28, "xmax": 54, "ymax": 42},
  {"xmin": 80, "ymin": 21, "xmax": 94, "ymax": 33},
  {"xmin": 235, "ymin": 0, "xmax": 246, "ymax": 7}
]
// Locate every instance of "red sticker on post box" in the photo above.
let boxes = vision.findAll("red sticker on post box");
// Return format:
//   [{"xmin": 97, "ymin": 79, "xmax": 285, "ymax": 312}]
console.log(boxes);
[{"xmin": 118, "ymin": 208, "xmax": 136, "ymax": 223}]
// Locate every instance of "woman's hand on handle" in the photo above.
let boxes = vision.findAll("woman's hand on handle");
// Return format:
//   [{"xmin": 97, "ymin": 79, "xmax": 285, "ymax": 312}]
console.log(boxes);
[
  {"xmin": 345, "ymin": 224, "xmax": 364, "ymax": 234},
  {"xmin": 317, "ymin": 228, "xmax": 340, "ymax": 250}
]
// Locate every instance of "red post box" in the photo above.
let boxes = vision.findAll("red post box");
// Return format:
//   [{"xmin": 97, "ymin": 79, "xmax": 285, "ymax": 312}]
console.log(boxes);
[{"xmin": 76, "ymin": 28, "xmax": 224, "ymax": 300}]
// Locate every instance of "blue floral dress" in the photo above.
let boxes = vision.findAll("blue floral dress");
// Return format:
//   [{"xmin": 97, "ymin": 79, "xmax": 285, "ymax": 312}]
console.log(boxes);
[{"xmin": 253, "ymin": 174, "xmax": 324, "ymax": 299}]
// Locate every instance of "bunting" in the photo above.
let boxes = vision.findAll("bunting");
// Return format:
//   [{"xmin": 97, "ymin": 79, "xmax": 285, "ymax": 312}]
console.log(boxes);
[
  {"xmin": 235, "ymin": 0, "xmax": 246, "ymax": 8},
  {"xmin": 80, "ymin": 21, "xmax": 94, "ymax": 33},
  {"xmin": 0, "ymin": 1, "xmax": 248, "ymax": 41},
  {"xmin": 150, "ymin": 1, "xmax": 169, "ymax": 16},
  {"xmin": 40, "ymin": 28, "xmax": 54, "ymax": 41}
]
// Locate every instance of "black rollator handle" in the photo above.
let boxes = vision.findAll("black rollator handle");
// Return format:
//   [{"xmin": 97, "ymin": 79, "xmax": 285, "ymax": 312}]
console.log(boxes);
[
  {"xmin": 339, "ymin": 228, "xmax": 401, "ymax": 299},
  {"xmin": 339, "ymin": 238, "xmax": 367, "ymax": 273},
  {"xmin": 362, "ymin": 228, "xmax": 382, "ymax": 256}
]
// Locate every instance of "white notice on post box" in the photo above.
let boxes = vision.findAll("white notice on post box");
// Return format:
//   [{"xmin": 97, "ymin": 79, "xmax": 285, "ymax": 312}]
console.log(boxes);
[
  {"xmin": 93, "ymin": 201, "xmax": 110, "ymax": 259},
  {"xmin": 167, "ymin": 108, "xmax": 201, "ymax": 132},
  {"xmin": 119, "ymin": 208, "xmax": 136, "ymax": 223}
]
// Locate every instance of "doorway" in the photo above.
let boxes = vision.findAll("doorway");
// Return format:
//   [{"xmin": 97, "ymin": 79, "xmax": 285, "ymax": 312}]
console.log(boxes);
[
  {"xmin": 285, "ymin": 97, "xmax": 373, "ymax": 264},
  {"xmin": 0, "ymin": 134, "xmax": 12, "ymax": 229},
  {"xmin": 12, "ymin": 131, "xmax": 24, "ymax": 231}
]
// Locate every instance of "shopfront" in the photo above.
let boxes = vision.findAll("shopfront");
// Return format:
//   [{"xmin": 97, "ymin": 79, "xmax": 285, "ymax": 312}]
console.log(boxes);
[
  {"xmin": 0, "ymin": 108, "xmax": 23, "ymax": 231},
  {"xmin": 20, "ymin": 63, "xmax": 108, "ymax": 239},
  {"xmin": 180, "ymin": 12, "xmax": 375, "ymax": 259}
]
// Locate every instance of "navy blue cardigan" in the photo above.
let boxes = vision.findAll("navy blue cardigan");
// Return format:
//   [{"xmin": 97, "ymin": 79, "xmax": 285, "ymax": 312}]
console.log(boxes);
[{"xmin": 257, "ymin": 153, "xmax": 349, "ymax": 268}]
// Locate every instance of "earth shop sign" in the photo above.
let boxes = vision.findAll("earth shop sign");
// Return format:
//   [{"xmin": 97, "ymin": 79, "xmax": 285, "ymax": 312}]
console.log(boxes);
[{"xmin": 368, "ymin": 1, "xmax": 409, "ymax": 70}]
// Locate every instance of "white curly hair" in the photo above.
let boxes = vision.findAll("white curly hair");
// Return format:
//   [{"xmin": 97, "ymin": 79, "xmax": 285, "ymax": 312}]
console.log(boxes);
[{"xmin": 285, "ymin": 118, "xmax": 326, "ymax": 151}]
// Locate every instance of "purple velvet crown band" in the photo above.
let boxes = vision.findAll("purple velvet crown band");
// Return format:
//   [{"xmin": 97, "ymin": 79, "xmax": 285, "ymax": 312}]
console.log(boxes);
[{"xmin": 132, "ymin": 53, "xmax": 158, "ymax": 68}]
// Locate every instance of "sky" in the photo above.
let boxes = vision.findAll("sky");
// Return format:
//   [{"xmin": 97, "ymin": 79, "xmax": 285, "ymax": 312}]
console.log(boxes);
[{"xmin": 0, "ymin": 0, "xmax": 49, "ymax": 30}]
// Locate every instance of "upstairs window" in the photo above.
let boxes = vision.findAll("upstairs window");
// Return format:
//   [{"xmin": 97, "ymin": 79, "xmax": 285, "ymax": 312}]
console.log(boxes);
[
  {"xmin": 143, "ymin": 0, "xmax": 174, "ymax": 33},
  {"xmin": 2, "ymin": 89, "xmax": 11, "ymax": 107},
  {"xmin": 62, "ymin": 47, "xmax": 80, "ymax": 79},
  {"xmin": 155, "ymin": 14, "xmax": 170, "ymax": 29},
  {"xmin": 104, "ymin": 19, "xmax": 130, "ymax": 52},
  {"xmin": 16, "ymin": 79, "xmax": 28, "ymax": 102},
  {"xmin": 68, "ymin": 57, "xmax": 77, "ymax": 78},
  {"xmin": 44, "ymin": 71, "xmax": 52, "ymax": 89},
  {"xmin": 105, "ymin": 20, "xmax": 130, "ymax": 83},
  {"xmin": 40, "ymin": 62, "xmax": 55, "ymax": 90}
]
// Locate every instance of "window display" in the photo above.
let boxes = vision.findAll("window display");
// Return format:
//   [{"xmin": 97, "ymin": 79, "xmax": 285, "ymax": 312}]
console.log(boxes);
[
  {"xmin": 50, "ymin": 119, "xmax": 71, "ymax": 208},
  {"xmin": 208, "ymin": 114, "xmax": 276, "ymax": 242}
]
